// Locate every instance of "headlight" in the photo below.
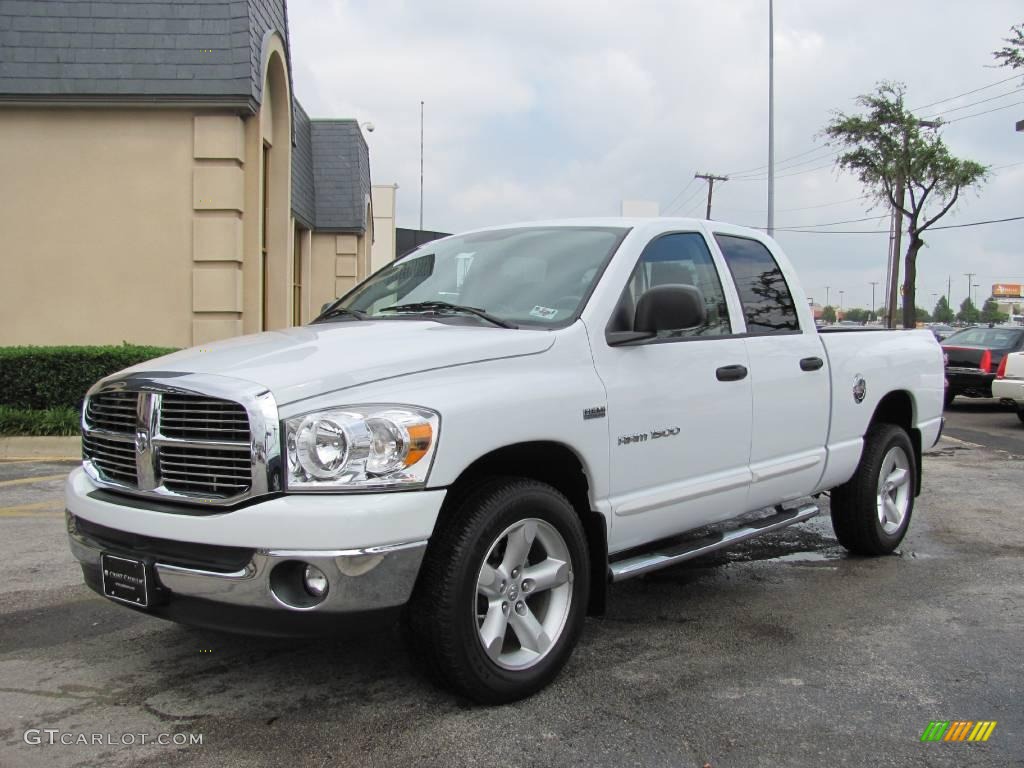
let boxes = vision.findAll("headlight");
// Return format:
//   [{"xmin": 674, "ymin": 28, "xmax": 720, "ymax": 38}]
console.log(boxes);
[{"xmin": 284, "ymin": 405, "xmax": 439, "ymax": 491}]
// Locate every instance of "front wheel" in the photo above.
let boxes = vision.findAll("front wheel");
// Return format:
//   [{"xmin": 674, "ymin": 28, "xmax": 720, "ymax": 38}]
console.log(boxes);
[
  {"xmin": 405, "ymin": 478, "xmax": 590, "ymax": 704},
  {"xmin": 830, "ymin": 423, "xmax": 916, "ymax": 556}
]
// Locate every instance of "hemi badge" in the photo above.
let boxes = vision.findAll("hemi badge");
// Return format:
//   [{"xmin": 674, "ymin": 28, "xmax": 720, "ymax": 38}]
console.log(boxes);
[{"xmin": 583, "ymin": 406, "xmax": 607, "ymax": 421}]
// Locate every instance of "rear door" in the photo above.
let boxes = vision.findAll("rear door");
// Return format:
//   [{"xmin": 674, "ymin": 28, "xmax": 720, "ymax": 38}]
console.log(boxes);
[{"xmin": 713, "ymin": 234, "xmax": 830, "ymax": 510}]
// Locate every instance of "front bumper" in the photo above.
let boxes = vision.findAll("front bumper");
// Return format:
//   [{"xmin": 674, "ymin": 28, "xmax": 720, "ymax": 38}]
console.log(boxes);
[{"xmin": 65, "ymin": 468, "xmax": 446, "ymax": 631}]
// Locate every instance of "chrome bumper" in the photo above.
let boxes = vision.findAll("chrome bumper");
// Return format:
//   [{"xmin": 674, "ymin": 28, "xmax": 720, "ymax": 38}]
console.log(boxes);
[{"xmin": 68, "ymin": 512, "xmax": 427, "ymax": 615}]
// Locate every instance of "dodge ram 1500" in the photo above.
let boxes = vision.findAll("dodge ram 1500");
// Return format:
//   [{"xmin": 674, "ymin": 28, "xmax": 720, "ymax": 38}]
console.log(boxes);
[{"xmin": 67, "ymin": 218, "xmax": 945, "ymax": 702}]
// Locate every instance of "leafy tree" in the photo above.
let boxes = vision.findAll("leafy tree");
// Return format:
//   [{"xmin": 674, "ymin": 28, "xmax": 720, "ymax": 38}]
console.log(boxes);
[
  {"xmin": 821, "ymin": 305, "xmax": 837, "ymax": 323},
  {"xmin": 823, "ymin": 83, "xmax": 988, "ymax": 330},
  {"xmin": 932, "ymin": 295, "xmax": 955, "ymax": 323},
  {"xmin": 845, "ymin": 307, "xmax": 871, "ymax": 323},
  {"xmin": 957, "ymin": 297, "xmax": 980, "ymax": 324},
  {"xmin": 981, "ymin": 298, "xmax": 1008, "ymax": 324},
  {"xmin": 994, "ymin": 23, "xmax": 1024, "ymax": 70},
  {"xmin": 915, "ymin": 306, "xmax": 931, "ymax": 323}
]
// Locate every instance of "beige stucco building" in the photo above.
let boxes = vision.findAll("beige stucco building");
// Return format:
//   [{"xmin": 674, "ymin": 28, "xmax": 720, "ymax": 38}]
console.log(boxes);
[{"xmin": 0, "ymin": 0, "xmax": 389, "ymax": 348}]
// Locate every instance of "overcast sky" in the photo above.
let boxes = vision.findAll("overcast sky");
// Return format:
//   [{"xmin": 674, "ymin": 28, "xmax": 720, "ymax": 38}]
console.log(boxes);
[{"xmin": 289, "ymin": 0, "xmax": 1023, "ymax": 313}]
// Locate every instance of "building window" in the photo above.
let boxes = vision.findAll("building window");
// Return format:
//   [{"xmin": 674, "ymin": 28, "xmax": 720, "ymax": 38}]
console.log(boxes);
[{"xmin": 292, "ymin": 227, "xmax": 304, "ymax": 326}]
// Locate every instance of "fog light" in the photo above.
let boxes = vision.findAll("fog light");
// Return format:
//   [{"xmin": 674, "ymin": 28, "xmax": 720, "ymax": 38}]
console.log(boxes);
[{"xmin": 303, "ymin": 564, "xmax": 329, "ymax": 598}]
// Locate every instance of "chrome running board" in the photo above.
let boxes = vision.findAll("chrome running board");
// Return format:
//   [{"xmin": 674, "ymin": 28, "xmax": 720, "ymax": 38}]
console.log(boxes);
[{"xmin": 609, "ymin": 503, "xmax": 820, "ymax": 582}]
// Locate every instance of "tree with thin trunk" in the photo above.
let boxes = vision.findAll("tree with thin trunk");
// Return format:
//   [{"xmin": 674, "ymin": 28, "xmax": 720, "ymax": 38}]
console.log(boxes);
[
  {"xmin": 993, "ymin": 23, "xmax": 1024, "ymax": 70},
  {"xmin": 822, "ymin": 82, "xmax": 988, "ymax": 329}
]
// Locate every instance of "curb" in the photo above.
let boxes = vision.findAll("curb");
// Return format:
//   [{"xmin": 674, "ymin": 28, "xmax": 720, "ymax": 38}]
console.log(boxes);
[{"xmin": 0, "ymin": 436, "xmax": 81, "ymax": 461}]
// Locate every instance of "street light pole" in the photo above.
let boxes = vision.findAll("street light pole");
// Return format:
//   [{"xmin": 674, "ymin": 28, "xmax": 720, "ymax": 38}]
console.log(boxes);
[
  {"xmin": 825, "ymin": 286, "xmax": 830, "ymax": 308},
  {"xmin": 767, "ymin": 0, "xmax": 775, "ymax": 237},
  {"xmin": 419, "ymin": 100, "xmax": 424, "ymax": 231},
  {"xmin": 870, "ymin": 281, "xmax": 878, "ymax": 319}
]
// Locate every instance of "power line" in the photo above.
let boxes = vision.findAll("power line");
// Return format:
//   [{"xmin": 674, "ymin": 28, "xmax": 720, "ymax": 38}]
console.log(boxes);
[
  {"xmin": 924, "ymin": 87, "xmax": 1022, "ymax": 120},
  {"xmin": 665, "ymin": 182, "xmax": 706, "ymax": 216},
  {"xmin": 731, "ymin": 160, "xmax": 838, "ymax": 182},
  {"xmin": 731, "ymin": 148, "xmax": 840, "ymax": 178},
  {"xmin": 768, "ymin": 214, "xmax": 1024, "ymax": 234},
  {"xmin": 945, "ymin": 99, "xmax": 1024, "ymax": 124},
  {"xmin": 663, "ymin": 176, "xmax": 697, "ymax": 214},
  {"xmin": 910, "ymin": 73, "xmax": 1021, "ymax": 111},
  {"xmin": 725, "ymin": 143, "xmax": 829, "ymax": 177}
]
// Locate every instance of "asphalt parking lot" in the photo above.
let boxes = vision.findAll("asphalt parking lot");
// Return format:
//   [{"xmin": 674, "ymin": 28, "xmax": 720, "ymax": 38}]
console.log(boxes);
[{"xmin": 1, "ymin": 404, "xmax": 1021, "ymax": 768}]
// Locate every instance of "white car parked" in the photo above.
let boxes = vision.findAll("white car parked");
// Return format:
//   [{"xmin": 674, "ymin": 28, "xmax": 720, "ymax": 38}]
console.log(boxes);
[
  {"xmin": 993, "ymin": 350, "xmax": 1024, "ymax": 424},
  {"xmin": 66, "ymin": 218, "xmax": 945, "ymax": 702}
]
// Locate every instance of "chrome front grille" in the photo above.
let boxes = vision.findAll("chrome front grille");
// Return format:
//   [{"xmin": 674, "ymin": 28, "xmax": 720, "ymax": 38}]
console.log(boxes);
[
  {"xmin": 86, "ymin": 391, "xmax": 138, "ymax": 433},
  {"xmin": 159, "ymin": 444, "xmax": 251, "ymax": 496},
  {"xmin": 160, "ymin": 395, "xmax": 250, "ymax": 442},
  {"xmin": 81, "ymin": 376, "xmax": 280, "ymax": 506},
  {"xmin": 81, "ymin": 432, "xmax": 138, "ymax": 486}
]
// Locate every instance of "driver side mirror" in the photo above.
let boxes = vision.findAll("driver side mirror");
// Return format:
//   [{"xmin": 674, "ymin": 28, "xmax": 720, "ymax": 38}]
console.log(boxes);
[{"xmin": 607, "ymin": 284, "xmax": 707, "ymax": 346}]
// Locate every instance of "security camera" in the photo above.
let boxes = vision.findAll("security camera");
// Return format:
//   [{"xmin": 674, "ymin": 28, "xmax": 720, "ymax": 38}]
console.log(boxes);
[{"xmin": 363, "ymin": 122, "xmax": 375, "ymax": 133}]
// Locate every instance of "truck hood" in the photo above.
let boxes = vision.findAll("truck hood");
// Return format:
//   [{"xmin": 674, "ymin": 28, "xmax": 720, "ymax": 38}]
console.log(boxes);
[{"xmin": 125, "ymin": 320, "xmax": 555, "ymax": 405}]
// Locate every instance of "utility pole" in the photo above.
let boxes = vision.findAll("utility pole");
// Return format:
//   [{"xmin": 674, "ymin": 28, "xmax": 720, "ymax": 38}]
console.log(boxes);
[
  {"xmin": 825, "ymin": 286, "xmax": 830, "ymax": 308},
  {"xmin": 419, "ymin": 100, "xmax": 424, "ymax": 231},
  {"xmin": 947, "ymin": 275, "xmax": 952, "ymax": 313},
  {"xmin": 767, "ymin": 0, "xmax": 775, "ymax": 237},
  {"xmin": 869, "ymin": 281, "xmax": 878, "ymax": 319},
  {"xmin": 964, "ymin": 272, "xmax": 975, "ymax": 311},
  {"xmin": 695, "ymin": 172, "xmax": 728, "ymax": 219},
  {"xmin": 887, "ymin": 179, "xmax": 904, "ymax": 328}
]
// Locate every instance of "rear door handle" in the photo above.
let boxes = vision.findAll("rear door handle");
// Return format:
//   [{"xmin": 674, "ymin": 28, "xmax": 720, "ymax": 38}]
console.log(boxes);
[
  {"xmin": 800, "ymin": 356, "xmax": 824, "ymax": 371},
  {"xmin": 716, "ymin": 364, "xmax": 748, "ymax": 382}
]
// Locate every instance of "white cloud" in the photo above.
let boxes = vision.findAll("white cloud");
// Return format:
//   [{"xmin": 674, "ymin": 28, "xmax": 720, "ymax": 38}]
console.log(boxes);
[{"xmin": 289, "ymin": 0, "xmax": 1024, "ymax": 310}]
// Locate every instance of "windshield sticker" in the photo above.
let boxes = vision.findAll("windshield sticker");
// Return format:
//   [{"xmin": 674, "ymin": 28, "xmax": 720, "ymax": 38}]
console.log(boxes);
[{"xmin": 530, "ymin": 306, "xmax": 559, "ymax": 320}]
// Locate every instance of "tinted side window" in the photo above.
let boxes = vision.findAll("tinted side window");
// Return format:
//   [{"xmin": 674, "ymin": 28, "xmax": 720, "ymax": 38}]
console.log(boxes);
[
  {"xmin": 613, "ymin": 233, "xmax": 731, "ymax": 337},
  {"xmin": 715, "ymin": 235, "xmax": 800, "ymax": 334}
]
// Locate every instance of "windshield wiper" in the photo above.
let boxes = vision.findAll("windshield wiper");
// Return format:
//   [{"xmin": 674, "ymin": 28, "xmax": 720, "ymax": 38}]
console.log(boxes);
[
  {"xmin": 316, "ymin": 306, "xmax": 367, "ymax": 322},
  {"xmin": 379, "ymin": 301, "xmax": 518, "ymax": 329}
]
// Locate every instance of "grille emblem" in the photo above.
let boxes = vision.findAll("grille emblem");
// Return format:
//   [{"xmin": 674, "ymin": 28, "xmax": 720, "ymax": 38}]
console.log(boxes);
[{"xmin": 135, "ymin": 429, "xmax": 150, "ymax": 454}]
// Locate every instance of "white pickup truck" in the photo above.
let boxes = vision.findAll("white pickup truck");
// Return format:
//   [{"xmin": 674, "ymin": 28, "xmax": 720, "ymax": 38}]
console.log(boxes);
[{"xmin": 66, "ymin": 218, "xmax": 945, "ymax": 703}]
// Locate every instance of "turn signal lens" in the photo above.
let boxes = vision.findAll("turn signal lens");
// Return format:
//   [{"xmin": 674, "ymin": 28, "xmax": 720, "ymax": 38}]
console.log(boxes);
[{"xmin": 405, "ymin": 423, "xmax": 434, "ymax": 467}]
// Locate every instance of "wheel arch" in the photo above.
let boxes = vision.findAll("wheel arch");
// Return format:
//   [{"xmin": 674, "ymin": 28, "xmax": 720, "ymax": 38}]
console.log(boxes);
[
  {"xmin": 432, "ymin": 440, "xmax": 608, "ymax": 615},
  {"xmin": 868, "ymin": 389, "xmax": 923, "ymax": 496}
]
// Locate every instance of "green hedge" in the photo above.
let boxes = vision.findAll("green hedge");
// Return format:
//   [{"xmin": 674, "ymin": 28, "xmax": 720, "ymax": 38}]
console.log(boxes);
[
  {"xmin": 0, "ymin": 345, "xmax": 177, "ymax": 411},
  {"xmin": 0, "ymin": 406, "xmax": 81, "ymax": 436}
]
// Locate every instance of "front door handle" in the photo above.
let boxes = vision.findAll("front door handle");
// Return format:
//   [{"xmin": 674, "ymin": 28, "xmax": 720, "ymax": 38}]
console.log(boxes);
[
  {"xmin": 716, "ymin": 364, "xmax": 748, "ymax": 382},
  {"xmin": 800, "ymin": 356, "xmax": 824, "ymax": 371}
]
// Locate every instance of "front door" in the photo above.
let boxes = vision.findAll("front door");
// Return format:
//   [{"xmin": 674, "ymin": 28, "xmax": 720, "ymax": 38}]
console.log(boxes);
[{"xmin": 590, "ymin": 231, "xmax": 754, "ymax": 553}]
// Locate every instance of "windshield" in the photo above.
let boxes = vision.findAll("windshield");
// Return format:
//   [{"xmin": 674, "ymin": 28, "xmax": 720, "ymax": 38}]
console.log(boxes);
[
  {"xmin": 944, "ymin": 327, "xmax": 1023, "ymax": 348},
  {"xmin": 327, "ymin": 226, "xmax": 628, "ymax": 328}
]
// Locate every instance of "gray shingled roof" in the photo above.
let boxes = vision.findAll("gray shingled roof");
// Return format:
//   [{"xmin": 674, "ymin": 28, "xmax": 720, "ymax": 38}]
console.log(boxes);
[
  {"xmin": 0, "ymin": 0, "xmax": 290, "ymax": 107},
  {"xmin": 291, "ymin": 99, "xmax": 316, "ymax": 230},
  {"xmin": 309, "ymin": 119, "xmax": 370, "ymax": 233}
]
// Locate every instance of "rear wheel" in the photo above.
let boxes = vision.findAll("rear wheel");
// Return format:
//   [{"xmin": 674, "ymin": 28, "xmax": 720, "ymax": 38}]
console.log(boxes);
[
  {"xmin": 944, "ymin": 389, "xmax": 955, "ymax": 408},
  {"xmin": 405, "ymin": 478, "xmax": 589, "ymax": 704},
  {"xmin": 1017, "ymin": 407, "xmax": 1024, "ymax": 425},
  {"xmin": 830, "ymin": 423, "xmax": 916, "ymax": 556}
]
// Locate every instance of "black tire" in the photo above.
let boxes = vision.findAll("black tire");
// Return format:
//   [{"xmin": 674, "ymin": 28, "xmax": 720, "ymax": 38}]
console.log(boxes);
[
  {"xmin": 405, "ymin": 477, "xmax": 590, "ymax": 704},
  {"xmin": 1017, "ymin": 407, "xmax": 1024, "ymax": 425},
  {"xmin": 830, "ymin": 423, "xmax": 916, "ymax": 556},
  {"xmin": 944, "ymin": 389, "xmax": 955, "ymax": 408}
]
